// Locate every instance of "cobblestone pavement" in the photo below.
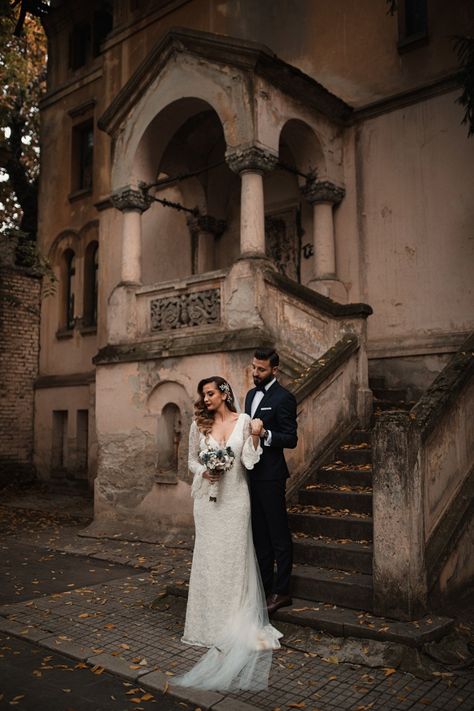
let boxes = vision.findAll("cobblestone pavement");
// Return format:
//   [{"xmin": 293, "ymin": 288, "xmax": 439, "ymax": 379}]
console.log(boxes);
[{"xmin": 1, "ymin": 495, "xmax": 473, "ymax": 711}]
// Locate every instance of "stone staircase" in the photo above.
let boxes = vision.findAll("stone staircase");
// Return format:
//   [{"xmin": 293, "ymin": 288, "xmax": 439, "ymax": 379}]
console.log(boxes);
[
  {"xmin": 273, "ymin": 380, "xmax": 454, "ymax": 643},
  {"xmin": 164, "ymin": 377, "xmax": 453, "ymax": 644}
]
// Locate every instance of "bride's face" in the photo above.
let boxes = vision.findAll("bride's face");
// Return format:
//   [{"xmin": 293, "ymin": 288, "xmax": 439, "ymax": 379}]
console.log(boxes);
[{"xmin": 202, "ymin": 382, "xmax": 226, "ymax": 411}]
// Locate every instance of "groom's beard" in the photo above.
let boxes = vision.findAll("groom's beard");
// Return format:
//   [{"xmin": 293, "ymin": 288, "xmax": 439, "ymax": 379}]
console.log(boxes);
[{"xmin": 253, "ymin": 373, "xmax": 274, "ymax": 388}]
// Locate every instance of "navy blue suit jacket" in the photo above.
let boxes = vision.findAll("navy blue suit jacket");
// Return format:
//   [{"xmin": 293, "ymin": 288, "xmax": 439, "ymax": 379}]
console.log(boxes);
[{"xmin": 244, "ymin": 381, "xmax": 298, "ymax": 481}]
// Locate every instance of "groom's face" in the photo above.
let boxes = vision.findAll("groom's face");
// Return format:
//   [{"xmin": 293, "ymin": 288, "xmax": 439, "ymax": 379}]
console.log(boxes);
[{"xmin": 252, "ymin": 358, "xmax": 277, "ymax": 387}]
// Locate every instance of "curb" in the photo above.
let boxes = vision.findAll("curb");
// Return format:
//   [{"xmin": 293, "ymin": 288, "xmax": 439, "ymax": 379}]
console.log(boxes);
[{"xmin": 0, "ymin": 615, "xmax": 263, "ymax": 711}]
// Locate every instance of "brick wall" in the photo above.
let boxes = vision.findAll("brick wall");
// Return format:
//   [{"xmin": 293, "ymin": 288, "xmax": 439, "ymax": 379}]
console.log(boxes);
[{"xmin": 0, "ymin": 266, "xmax": 41, "ymax": 485}]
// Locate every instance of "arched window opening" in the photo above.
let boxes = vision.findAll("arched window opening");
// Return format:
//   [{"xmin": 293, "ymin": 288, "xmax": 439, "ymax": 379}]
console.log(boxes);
[
  {"xmin": 83, "ymin": 241, "xmax": 99, "ymax": 327},
  {"xmin": 64, "ymin": 249, "xmax": 76, "ymax": 330},
  {"xmin": 156, "ymin": 403, "xmax": 182, "ymax": 483}
]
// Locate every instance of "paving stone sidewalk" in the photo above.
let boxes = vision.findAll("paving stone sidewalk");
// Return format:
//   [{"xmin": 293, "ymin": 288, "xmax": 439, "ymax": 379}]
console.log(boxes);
[{"xmin": 1, "ymin": 497, "xmax": 473, "ymax": 710}]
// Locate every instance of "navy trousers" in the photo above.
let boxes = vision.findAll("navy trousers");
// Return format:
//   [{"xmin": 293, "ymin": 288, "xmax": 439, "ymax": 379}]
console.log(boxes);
[{"xmin": 249, "ymin": 479, "xmax": 293, "ymax": 596}]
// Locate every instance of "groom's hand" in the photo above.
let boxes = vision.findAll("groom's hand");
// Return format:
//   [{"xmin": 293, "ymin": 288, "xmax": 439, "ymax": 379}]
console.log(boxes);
[{"xmin": 251, "ymin": 418, "xmax": 264, "ymax": 436}]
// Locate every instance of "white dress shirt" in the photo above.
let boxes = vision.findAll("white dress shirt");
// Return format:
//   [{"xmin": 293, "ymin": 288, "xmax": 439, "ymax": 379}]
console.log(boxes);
[{"xmin": 250, "ymin": 378, "xmax": 276, "ymax": 446}]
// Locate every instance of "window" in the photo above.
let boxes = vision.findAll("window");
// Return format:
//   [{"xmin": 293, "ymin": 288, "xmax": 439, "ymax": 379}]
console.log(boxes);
[
  {"xmin": 68, "ymin": 3, "xmax": 113, "ymax": 70},
  {"xmin": 93, "ymin": 5, "xmax": 114, "ymax": 57},
  {"xmin": 398, "ymin": 0, "xmax": 428, "ymax": 51},
  {"xmin": 64, "ymin": 249, "xmax": 76, "ymax": 330},
  {"xmin": 83, "ymin": 241, "xmax": 98, "ymax": 328},
  {"xmin": 69, "ymin": 23, "xmax": 91, "ymax": 71},
  {"xmin": 52, "ymin": 410, "xmax": 68, "ymax": 470},
  {"xmin": 71, "ymin": 119, "xmax": 94, "ymax": 194}
]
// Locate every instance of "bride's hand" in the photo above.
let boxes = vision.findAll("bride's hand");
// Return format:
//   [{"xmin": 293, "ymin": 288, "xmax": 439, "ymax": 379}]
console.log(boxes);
[{"xmin": 203, "ymin": 470, "xmax": 220, "ymax": 484}]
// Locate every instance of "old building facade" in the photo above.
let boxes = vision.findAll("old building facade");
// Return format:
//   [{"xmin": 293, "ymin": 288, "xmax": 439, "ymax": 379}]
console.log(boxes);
[{"xmin": 36, "ymin": 0, "xmax": 473, "ymax": 617}]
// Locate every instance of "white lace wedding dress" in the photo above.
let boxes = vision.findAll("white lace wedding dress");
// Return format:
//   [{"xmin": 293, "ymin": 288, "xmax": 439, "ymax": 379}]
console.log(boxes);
[{"xmin": 173, "ymin": 413, "xmax": 282, "ymax": 691}]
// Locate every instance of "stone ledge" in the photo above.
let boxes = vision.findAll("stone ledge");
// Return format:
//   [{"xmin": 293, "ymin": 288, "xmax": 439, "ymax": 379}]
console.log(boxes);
[
  {"xmin": 264, "ymin": 269, "xmax": 373, "ymax": 319},
  {"xmin": 271, "ymin": 600, "xmax": 454, "ymax": 648},
  {"xmin": 93, "ymin": 327, "xmax": 273, "ymax": 365}
]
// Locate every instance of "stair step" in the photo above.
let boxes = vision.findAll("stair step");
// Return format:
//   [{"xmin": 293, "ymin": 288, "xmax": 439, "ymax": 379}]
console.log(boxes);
[
  {"xmin": 291, "ymin": 564, "xmax": 373, "ymax": 611},
  {"xmin": 316, "ymin": 465, "xmax": 373, "ymax": 488},
  {"xmin": 336, "ymin": 446, "xmax": 372, "ymax": 465},
  {"xmin": 288, "ymin": 511, "xmax": 373, "ymax": 541},
  {"xmin": 293, "ymin": 537, "xmax": 373, "ymax": 573},
  {"xmin": 372, "ymin": 387, "xmax": 409, "ymax": 403},
  {"xmin": 347, "ymin": 430, "xmax": 371, "ymax": 445},
  {"xmin": 273, "ymin": 598, "xmax": 454, "ymax": 647},
  {"xmin": 299, "ymin": 487, "xmax": 372, "ymax": 515},
  {"xmin": 373, "ymin": 399, "xmax": 412, "ymax": 412}
]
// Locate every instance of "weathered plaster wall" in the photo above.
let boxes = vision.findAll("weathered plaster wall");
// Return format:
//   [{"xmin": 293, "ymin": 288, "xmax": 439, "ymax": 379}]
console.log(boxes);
[
  {"xmin": 34, "ymin": 383, "xmax": 96, "ymax": 484},
  {"xmin": 357, "ymin": 91, "xmax": 474, "ymax": 356},
  {"xmin": 94, "ymin": 350, "xmax": 256, "ymax": 534}
]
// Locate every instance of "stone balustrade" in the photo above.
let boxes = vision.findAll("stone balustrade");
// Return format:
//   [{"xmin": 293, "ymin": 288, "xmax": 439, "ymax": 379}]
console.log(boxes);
[{"xmin": 372, "ymin": 332, "xmax": 474, "ymax": 620}]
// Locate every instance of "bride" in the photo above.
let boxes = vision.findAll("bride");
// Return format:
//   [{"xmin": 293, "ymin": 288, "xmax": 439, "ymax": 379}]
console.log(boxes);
[{"xmin": 173, "ymin": 376, "xmax": 282, "ymax": 691}]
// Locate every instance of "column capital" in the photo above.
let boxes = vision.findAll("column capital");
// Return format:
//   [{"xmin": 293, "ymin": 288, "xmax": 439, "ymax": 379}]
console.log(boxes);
[
  {"xmin": 226, "ymin": 146, "xmax": 278, "ymax": 175},
  {"xmin": 301, "ymin": 179, "xmax": 345, "ymax": 205},
  {"xmin": 110, "ymin": 185, "xmax": 153, "ymax": 213},
  {"xmin": 187, "ymin": 214, "xmax": 227, "ymax": 236}
]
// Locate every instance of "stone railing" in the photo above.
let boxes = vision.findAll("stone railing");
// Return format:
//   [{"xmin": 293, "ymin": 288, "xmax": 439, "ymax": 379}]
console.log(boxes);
[
  {"xmin": 285, "ymin": 335, "xmax": 362, "ymax": 501},
  {"xmin": 372, "ymin": 332, "xmax": 474, "ymax": 620}
]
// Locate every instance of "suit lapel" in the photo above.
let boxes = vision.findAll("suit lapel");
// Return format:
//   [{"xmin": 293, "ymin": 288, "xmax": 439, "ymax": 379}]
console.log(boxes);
[{"xmin": 245, "ymin": 388, "xmax": 257, "ymax": 415}]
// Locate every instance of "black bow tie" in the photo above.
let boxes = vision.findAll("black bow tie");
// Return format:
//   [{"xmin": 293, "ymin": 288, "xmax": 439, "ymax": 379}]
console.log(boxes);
[{"xmin": 255, "ymin": 385, "xmax": 266, "ymax": 392}]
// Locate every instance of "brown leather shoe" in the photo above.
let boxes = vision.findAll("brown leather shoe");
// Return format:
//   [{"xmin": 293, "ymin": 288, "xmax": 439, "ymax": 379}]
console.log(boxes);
[{"xmin": 266, "ymin": 593, "xmax": 292, "ymax": 617}]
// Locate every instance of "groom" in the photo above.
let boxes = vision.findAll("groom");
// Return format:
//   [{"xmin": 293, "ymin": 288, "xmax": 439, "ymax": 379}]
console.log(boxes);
[{"xmin": 245, "ymin": 348, "xmax": 298, "ymax": 616}]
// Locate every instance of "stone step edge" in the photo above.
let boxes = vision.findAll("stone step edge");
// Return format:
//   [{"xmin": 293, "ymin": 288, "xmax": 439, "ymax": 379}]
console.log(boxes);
[
  {"xmin": 272, "ymin": 598, "xmax": 454, "ymax": 648},
  {"xmin": 0, "ymin": 615, "xmax": 257, "ymax": 711},
  {"xmin": 289, "ymin": 511, "xmax": 373, "ymax": 524},
  {"xmin": 291, "ymin": 564, "xmax": 373, "ymax": 589},
  {"xmin": 160, "ymin": 588, "xmax": 453, "ymax": 649},
  {"xmin": 301, "ymin": 485, "xmax": 373, "ymax": 494},
  {"xmin": 293, "ymin": 537, "xmax": 373, "ymax": 553}
]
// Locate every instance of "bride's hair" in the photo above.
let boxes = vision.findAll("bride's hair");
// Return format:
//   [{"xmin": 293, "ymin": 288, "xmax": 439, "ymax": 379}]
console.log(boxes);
[{"xmin": 195, "ymin": 376, "xmax": 237, "ymax": 434}]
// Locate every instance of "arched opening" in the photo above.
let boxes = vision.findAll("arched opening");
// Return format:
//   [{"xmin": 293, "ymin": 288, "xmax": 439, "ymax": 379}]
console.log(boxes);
[
  {"xmin": 262, "ymin": 119, "xmax": 327, "ymax": 286},
  {"xmin": 137, "ymin": 101, "xmax": 237, "ymax": 285},
  {"xmin": 156, "ymin": 402, "xmax": 182, "ymax": 483}
]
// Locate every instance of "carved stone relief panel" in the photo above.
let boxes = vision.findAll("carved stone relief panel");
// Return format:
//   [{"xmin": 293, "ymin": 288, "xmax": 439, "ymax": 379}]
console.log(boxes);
[{"xmin": 150, "ymin": 288, "xmax": 220, "ymax": 331}]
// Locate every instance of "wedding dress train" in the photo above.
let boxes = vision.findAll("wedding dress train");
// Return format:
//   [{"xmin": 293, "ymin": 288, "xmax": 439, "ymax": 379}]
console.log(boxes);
[{"xmin": 173, "ymin": 413, "xmax": 282, "ymax": 691}]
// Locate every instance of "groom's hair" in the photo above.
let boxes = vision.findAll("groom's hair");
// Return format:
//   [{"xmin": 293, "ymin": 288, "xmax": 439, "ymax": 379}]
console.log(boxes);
[{"xmin": 254, "ymin": 348, "xmax": 279, "ymax": 367}]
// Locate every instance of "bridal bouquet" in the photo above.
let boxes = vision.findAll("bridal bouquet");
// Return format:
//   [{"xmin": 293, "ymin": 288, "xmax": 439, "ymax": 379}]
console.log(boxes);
[{"xmin": 199, "ymin": 445, "xmax": 235, "ymax": 502}]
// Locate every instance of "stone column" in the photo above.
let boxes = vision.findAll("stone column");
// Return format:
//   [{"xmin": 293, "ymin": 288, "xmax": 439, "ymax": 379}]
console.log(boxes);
[
  {"xmin": 301, "ymin": 179, "xmax": 345, "ymax": 296},
  {"xmin": 111, "ymin": 186, "xmax": 153, "ymax": 285},
  {"xmin": 187, "ymin": 214, "xmax": 226, "ymax": 274},
  {"xmin": 226, "ymin": 147, "xmax": 277, "ymax": 258}
]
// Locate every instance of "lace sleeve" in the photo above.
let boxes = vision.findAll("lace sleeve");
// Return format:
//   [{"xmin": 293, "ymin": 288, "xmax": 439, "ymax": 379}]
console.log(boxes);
[
  {"xmin": 241, "ymin": 414, "xmax": 262, "ymax": 470},
  {"xmin": 188, "ymin": 421, "xmax": 207, "ymax": 498}
]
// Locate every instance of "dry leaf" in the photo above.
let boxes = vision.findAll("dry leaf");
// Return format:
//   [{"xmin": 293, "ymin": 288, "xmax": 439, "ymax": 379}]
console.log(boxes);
[
  {"xmin": 288, "ymin": 704, "xmax": 306, "ymax": 709},
  {"xmin": 383, "ymin": 668, "xmax": 397, "ymax": 677},
  {"xmin": 141, "ymin": 693, "xmax": 153, "ymax": 701}
]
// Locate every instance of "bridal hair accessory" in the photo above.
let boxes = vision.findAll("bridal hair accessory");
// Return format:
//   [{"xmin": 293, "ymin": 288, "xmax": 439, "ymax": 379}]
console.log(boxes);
[
  {"xmin": 199, "ymin": 444, "xmax": 235, "ymax": 502},
  {"xmin": 218, "ymin": 381, "xmax": 234, "ymax": 406}
]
